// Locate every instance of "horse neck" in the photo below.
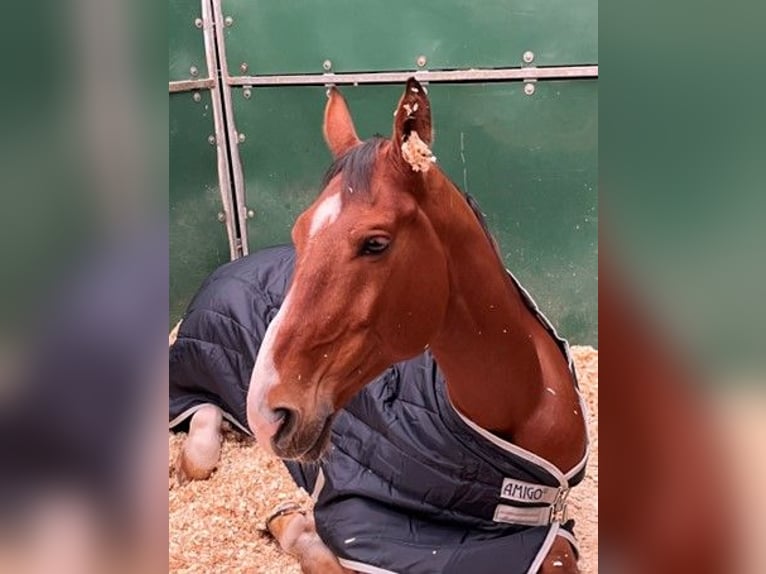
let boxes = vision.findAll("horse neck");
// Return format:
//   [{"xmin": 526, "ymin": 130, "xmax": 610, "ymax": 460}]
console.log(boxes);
[{"xmin": 420, "ymin": 169, "xmax": 586, "ymax": 471}]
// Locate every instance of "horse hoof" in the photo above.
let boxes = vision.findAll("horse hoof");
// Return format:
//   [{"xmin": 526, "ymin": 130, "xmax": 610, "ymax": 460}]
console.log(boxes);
[
  {"xmin": 174, "ymin": 445, "xmax": 215, "ymax": 484},
  {"xmin": 265, "ymin": 502, "xmax": 306, "ymax": 537}
]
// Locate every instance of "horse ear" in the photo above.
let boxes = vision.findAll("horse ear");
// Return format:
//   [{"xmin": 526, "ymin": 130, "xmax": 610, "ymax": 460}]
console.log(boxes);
[
  {"xmin": 391, "ymin": 78, "xmax": 435, "ymax": 172},
  {"xmin": 324, "ymin": 87, "xmax": 361, "ymax": 158}
]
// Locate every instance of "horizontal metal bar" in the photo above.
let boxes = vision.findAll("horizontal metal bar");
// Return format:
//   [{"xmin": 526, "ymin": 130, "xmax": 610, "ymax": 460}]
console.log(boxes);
[
  {"xmin": 168, "ymin": 78, "xmax": 216, "ymax": 93},
  {"xmin": 228, "ymin": 65, "xmax": 598, "ymax": 87}
]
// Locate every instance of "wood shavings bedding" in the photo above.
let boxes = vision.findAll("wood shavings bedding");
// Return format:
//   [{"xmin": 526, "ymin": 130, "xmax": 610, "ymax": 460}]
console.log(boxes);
[{"xmin": 168, "ymin": 346, "xmax": 598, "ymax": 573}]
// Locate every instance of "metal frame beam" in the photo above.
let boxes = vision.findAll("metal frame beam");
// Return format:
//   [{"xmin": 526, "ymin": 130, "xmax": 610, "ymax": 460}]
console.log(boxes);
[
  {"xmin": 169, "ymin": 78, "xmax": 216, "ymax": 93},
  {"xmin": 227, "ymin": 65, "xmax": 598, "ymax": 87},
  {"xmin": 172, "ymin": 1, "xmax": 599, "ymax": 261}
]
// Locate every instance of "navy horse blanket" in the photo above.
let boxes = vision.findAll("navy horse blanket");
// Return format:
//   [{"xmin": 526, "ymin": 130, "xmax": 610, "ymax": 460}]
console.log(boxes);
[{"xmin": 170, "ymin": 245, "xmax": 587, "ymax": 574}]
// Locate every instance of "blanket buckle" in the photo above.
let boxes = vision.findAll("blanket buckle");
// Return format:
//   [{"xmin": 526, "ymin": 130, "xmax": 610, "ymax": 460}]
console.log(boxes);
[{"xmin": 549, "ymin": 487, "xmax": 570, "ymax": 523}]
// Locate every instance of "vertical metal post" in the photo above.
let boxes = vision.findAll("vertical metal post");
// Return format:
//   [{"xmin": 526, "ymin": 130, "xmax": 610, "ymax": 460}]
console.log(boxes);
[
  {"xmin": 210, "ymin": 0, "xmax": 250, "ymax": 256},
  {"xmin": 201, "ymin": 0, "xmax": 239, "ymax": 260}
]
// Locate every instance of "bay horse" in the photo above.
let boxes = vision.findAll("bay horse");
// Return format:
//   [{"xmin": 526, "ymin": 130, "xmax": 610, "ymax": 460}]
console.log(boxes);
[{"xmin": 178, "ymin": 79, "xmax": 588, "ymax": 573}]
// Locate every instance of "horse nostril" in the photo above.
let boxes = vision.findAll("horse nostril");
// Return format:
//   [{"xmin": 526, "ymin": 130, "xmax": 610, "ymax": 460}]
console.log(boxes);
[{"xmin": 272, "ymin": 407, "xmax": 296, "ymax": 444}]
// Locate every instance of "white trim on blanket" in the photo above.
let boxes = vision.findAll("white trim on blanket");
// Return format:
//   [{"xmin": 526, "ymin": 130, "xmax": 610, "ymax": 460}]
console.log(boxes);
[
  {"xmin": 311, "ymin": 468, "xmax": 326, "ymax": 501},
  {"xmin": 169, "ymin": 403, "xmax": 206, "ymax": 429},
  {"xmin": 450, "ymin": 401, "xmax": 575, "ymax": 487},
  {"xmin": 504, "ymin": 268, "xmax": 591, "ymax": 484},
  {"xmin": 526, "ymin": 523, "xmax": 560, "ymax": 574},
  {"xmin": 338, "ymin": 558, "xmax": 399, "ymax": 574},
  {"xmin": 557, "ymin": 529, "xmax": 580, "ymax": 557},
  {"xmin": 169, "ymin": 404, "xmax": 252, "ymax": 436},
  {"xmin": 438, "ymin": 269, "xmax": 591, "ymax": 491}
]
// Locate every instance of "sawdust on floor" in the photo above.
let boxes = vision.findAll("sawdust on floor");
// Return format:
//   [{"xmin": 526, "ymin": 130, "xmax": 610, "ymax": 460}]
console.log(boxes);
[{"xmin": 169, "ymin": 346, "xmax": 598, "ymax": 573}]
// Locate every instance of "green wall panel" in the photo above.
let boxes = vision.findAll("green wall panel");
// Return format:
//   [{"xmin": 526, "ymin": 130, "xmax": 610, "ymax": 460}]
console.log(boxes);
[
  {"xmin": 169, "ymin": 90, "xmax": 230, "ymax": 326},
  {"xmin": 222, "ymin": 0, "xmax": 598, "ymax": 75},
  {"xmin": 232, "ymin": 81, "xmax": 597, "ymax": 344},
  {"xmin": 169, "ymin": 0, "xmax": 207, "ymax": 81}
]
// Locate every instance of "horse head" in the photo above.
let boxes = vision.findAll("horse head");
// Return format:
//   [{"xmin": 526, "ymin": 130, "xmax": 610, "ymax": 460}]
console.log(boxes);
[{"xmin": 247, "ymin": 79, "xmax": 452, "ymax": 460}]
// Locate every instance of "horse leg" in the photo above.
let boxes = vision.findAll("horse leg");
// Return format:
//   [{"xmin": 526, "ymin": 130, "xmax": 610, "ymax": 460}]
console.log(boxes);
[
  {"xmin": 539, "ymin": 536, "xmax": 579, "ymax": 573},
  {"xmin": 175, "ymin": 404, "xmax": 223, "ymax": 484},
  {"xmin": 267, "ymin": 506, "xmax": 353, "ymax": 574}
]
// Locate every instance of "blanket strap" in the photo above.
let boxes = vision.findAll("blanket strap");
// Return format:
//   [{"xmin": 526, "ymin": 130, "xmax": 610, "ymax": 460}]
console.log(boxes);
[{"xmin": 493, "ymin": 486, "xmax": 570, "ymax": 527}]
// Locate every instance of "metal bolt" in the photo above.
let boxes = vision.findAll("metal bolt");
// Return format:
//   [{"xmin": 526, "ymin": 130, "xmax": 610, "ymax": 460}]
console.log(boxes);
[
  {"xmin": 217, "ymin": 212, "xmax": 226, "ymax": 222},
  {"xmin": 240, "ymin": 62, "xmax": 248, "ymax": 73},
  {"xmin": 246, "ymin": 209, "xmax": 255, "ymax": 219},
  {"xmin": 224, "ymin": 16, "xmax": 233, "ymax": 27},
  {"xmin": 523, "ymin": 51, "xmax": 535, "ymax": 64},
  {"xmin": 194, "ymin": 18, "xmax": 203, "ymax": 28},
  {"xmin": 192, "ymin": 91, "xmax": 201, "ymax": 102},
  {"xmin": 208, "ymin": 134, "xmax": 216, "ymax": 145},
  {"xmin": 237, "ymin": 132, "xmax": 246, "ymax": 143},
  {"xmin": 243, "ymin": 87, "xmax": 252, "ymax": 99},
  {"xmin": 322, "ymin": 59, "xmax": 332, "ymax": 71},
  {"xmin": 524, "ymin": 82, "xmax": 536, "ymax": 96},
  {"xmin": 190, "ymin": 66, "xmax": 199, "ymax": 77},
  {"xmin": 416, "ymin": 55, "xmax": 427, "ymax": 68}
]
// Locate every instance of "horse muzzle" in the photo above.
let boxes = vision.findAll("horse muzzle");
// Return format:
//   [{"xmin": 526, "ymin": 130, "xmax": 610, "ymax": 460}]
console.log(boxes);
[
  {"xmin": 271, "ymin": 408, "xmax": 335, "ymax": 462},
  {"xmin": 249, "ymin": 401, "xmax": 335, "ymax": 462}
]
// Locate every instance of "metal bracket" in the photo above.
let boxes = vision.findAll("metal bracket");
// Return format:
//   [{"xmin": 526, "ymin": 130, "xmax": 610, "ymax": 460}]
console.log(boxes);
[
  {"xmin": 523, "ymin": 79, "xmax": 537, "ymax": 96},
  {"xmin": 521, "ymin": 50, "xmax": 537, "ymax": 96},
  {"xmin": 549, "ymin": 487, "xmax": 570, "ymax": 523}
]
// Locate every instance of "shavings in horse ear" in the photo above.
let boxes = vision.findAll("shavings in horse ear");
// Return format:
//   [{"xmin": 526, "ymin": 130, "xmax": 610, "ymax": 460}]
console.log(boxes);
[
  {"xmin": 402, "ymin": 102, "xmax": 419, "ymax": 117},
  {"xmin": 401, "ymin": 130, "xmax": 437, "ymax": 172}
]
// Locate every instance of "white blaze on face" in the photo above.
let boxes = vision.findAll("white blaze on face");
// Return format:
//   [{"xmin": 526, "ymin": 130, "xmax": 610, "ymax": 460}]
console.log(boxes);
[
  {"xmin": 309, "ymin": 192, "xmax": 342, "ymax": 237},
  {"xmin": 247, "ymin": 293, "xmax": 292, "ymax": 450}
]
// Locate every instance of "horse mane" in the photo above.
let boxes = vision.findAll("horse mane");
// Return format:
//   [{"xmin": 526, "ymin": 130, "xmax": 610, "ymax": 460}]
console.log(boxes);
[
  {"xmin": 321, "ymin": 136, "xmax": 387, "ymax": 196},
  {"xmin": 464, "ymin": 192, "xmax": 503, "ymax": 260}
]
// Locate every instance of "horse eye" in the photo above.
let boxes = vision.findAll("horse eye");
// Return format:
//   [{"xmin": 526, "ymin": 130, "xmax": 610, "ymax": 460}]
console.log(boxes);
[{"xmin": 360, "ymin": 236, "xmax": 391, "ymax": 256}]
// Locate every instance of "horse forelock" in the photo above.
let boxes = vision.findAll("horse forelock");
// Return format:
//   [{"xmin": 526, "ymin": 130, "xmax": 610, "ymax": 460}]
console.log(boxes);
[{"xmin": 321, "ymin": 136, "xmax": 387, "ymax": 198}]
